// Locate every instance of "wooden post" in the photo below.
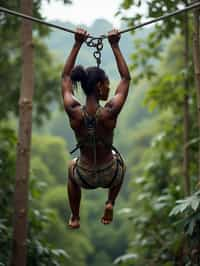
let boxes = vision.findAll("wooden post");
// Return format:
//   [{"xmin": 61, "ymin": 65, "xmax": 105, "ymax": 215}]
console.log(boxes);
[
  {"xmin": 193, "ymin": 0, "xmax": 200, "ymax": 183},
  {"xmin": 183, "ymin": 5, "xmax": 190, "ymax": 196},
  {"xmin": 10, "ymin": 0, "xmax": 34, "ymax": 265}
]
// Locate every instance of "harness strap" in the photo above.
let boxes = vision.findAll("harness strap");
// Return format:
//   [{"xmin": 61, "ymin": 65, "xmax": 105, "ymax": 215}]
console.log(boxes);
[
  {"xmin": 107, "ymin": 158, "xmax": 120, "ymax": 188},
  {"xmin": 70, "ymin": 106, "xmax": 99, "ymax": 155},
  {"xmin": 76, "ymin": 167, "xmax": 97, "ymax": 189},
  {"xmin": 70, "ymin": 136, "xmax": 112, "ymax": 155},
  {"xmin": 82, "ymin": 105, "xmax": 101, "ymax": 177},
  {"xmin": 73, "ymin": 158, "xmax": 96, "ymax": 189},
  {"xmin": 77, "ymin": 160, "xmax": 115, "ymax": 173},
  {"xmin": 92, "ymin": 129, "xmax": 97, "ymax": 178},
  {"xmin": 75, "ymin": 156, "xmax": 122, "ymax": 189},
  {"xmin": 70, "ymin": 143, "xmax": 81, "ymax": 154}
]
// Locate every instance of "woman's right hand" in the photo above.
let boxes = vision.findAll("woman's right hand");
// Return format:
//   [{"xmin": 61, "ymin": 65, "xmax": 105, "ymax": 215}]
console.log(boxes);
[
  {"xmin": 75, "ymin": 28, "xmax": 88, "ymax": 45},
  {"xmin": 108, "ymin": 29, "xmax": 121, "ymax": 46}
]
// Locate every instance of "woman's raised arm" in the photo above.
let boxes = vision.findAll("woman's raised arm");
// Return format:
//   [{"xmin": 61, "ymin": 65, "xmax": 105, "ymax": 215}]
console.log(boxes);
[
  {"xmin": 62, "ymin": 29, "xmax": 88, "ymax": 79},
  {"xmin": 105, "ymin": 29, "xmax": 131, "ymax": 116},
  {"xmin": 61, "ymin": 28, "xmax": 88, "ymax": 115}
]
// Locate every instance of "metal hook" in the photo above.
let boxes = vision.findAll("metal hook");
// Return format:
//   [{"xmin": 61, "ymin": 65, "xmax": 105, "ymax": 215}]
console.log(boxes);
[{"xmin": 85, "ymin": 37, "xmax": 104, "ymax": 67}]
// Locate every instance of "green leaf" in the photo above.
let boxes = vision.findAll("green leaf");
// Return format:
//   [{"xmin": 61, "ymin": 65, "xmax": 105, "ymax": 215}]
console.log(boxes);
[
  {"xmin": 114, "ymin": 253, "xmax": 138, "ymax": 264},
  {"xmin": 52, "ymin": 249, "xmax": 69, "ymax": 258},
  {"xmin": 169, "ymin": 205, "xmax": 182, "ymax": 216},
  {"xmin": 179, "ymin": 202, "xmax": 189, "ymax": 213},
  {"xmin": 191, "ymin": 198, "xmax": 200, "ymax": 211}
]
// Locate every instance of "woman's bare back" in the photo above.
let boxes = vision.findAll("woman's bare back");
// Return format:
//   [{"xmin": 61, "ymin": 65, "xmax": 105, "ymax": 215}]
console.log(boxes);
[{"xmin": 69, "ymin": 105, "xmax": 117, "ymax": 166}]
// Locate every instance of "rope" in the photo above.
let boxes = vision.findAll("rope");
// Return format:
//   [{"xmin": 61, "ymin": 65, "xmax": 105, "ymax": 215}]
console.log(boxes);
[
  {"xmin": 0, "ymin": 6, "xmax": 76, "ymax": 35},
  {"xmin": 1, "ymin": 1, "xmax": 200, "ymax": 67},
  {"xmin": 1, "ymin": 2, "xmax": 200, "ymax": 38},
  {"xmin": 0, "ymin": 6, "xmax": 104, "ymax": 66},
  {"xmin": 118, "ymin": 1, "xmax": 200, "ymax": 36}
]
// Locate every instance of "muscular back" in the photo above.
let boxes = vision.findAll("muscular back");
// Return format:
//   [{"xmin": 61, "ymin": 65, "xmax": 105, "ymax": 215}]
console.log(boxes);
[{"xmin": 68, "ymin": 105, "xmax": 117, "ymax": 166}]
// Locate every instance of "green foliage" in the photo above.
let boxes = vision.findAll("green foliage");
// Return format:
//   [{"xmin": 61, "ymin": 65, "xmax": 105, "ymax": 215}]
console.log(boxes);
[
  {"xmin": 0, "ymin": 122, "xmax": 16, "ymax": 264},
  {"xmin": 31, "ymin": 156, "xmax": 56, "ymax": 185},
  {"xmin": 170, "ymin": 191, "xmax": 200, "ymax": 237},
  {"xmin": 0, "ymin": 0, "xmax": 69, "ymax": 124},
  {"xmin": 44, "ymin": 109, "xmax": 74, "ymax": 148},
  {"xmin": 145, "ymin": 34, "xmax": 194, "ymax": 112},
  {"xmin": 32, "ymin": 135, "xmax": 70, "ymax": 183},
  {"xmin": 114, "ymin": 253, "xmax": 138, "ymax": 264},
  {"xmin": 170, "ymin": 191, "xmax": 200, "ymax": 217},
  {"xmin": 114, "ymin": 1, "xmax": 199, "ymax": 264},
  {"xmin": 41, "ymin": 187, "xmax": 94, "ymax": 266},
  {"xmin": 28, "ymin": 176, "xmax": 69, "ymax": 266},
  {"xmin": 32, "ymin": 39, "xmax": 63, "ymax": 125},
  {"xmin": 42, "ymin": 186, "xmax": 68, "ymax": 218},
  {"xmin": 119, "ymin": 0, "xmax": 194, "ymax": 85},
  {"xmin": 169, "ymin": 191, "xmax": 200, "ymax": 265},
  {"xmin": 0, "ymin": 123, "xmax": 68, "ymax": 266}
]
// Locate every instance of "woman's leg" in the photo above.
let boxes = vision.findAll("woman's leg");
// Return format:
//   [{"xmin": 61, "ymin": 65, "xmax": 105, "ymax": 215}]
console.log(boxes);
[
  {"xmin": 107, "ymin": 181, "xmax": 123, "ymax": 206},
  {"xmin": 101, "ymin": 181, "xmax": 123, "ymax": 225},
  {"xmin": 67, "ymin": 159, "xmax": 81, "ymax": 229},
  {"xmin": 102, "ymin": 157, "xmax": 126, "ymax": 225}
]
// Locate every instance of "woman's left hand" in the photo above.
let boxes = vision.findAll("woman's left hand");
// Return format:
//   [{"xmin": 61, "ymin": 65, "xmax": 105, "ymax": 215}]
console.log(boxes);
[{"xmin": 108, "ymin": 29, "xmax": 121, "ymax": 46}]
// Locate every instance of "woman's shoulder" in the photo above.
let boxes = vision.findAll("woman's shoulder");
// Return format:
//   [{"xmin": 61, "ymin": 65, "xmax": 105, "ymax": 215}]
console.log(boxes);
[{"xmin": 98, "ymin": 105, "xmax": 117, "ymax": 130}]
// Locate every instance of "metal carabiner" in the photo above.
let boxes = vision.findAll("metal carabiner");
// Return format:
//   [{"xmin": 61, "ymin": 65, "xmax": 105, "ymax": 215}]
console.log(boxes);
[{"xmin": 85, "ymin": 37, "xmax": 104, "ymax": 67}]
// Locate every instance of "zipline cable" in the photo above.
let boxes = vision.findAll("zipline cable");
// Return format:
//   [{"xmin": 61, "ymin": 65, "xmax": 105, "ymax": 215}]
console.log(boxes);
[
  {"xmin": 0, "ymin": 6, "xmax": 77, "ymax": 35},
  {"xmin": 1, "ymin": 2, "xmax": 200, "ymax": 67},
  {"xmin": 0, "ymin": 6, "xmax": 104, "ymax": 66},
  {"xmin": 1, "ymin": 2, "xmax": 200, "ymax": 38},
  {"xmin": 118, "ymin": 1, "xmax": 200, "ymax": 35}
]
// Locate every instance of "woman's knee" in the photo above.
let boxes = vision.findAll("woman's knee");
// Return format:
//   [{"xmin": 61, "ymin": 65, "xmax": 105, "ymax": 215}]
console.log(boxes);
[
  {"xmin": 68, "ymin": 158, "xmax": 77, "ymax": 176},
  {"xmin": 68, "ymin": 159, "xmax": 80, "ymax": 188}
]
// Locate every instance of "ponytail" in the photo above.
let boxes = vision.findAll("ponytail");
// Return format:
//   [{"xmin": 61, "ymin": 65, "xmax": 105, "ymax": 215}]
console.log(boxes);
[
  {"xmin": 71, "ymin": 65, "xmax": 87, "ymax": 90},
  {"xmin": 71, "ymin": 65, "xmax": 108, "ymax": 96}
]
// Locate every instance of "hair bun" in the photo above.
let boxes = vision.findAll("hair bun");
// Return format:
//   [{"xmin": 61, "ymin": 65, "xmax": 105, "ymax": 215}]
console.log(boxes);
[{"xmin": 71, "ymin": 65, "xmax": 87, "ymax": 87}]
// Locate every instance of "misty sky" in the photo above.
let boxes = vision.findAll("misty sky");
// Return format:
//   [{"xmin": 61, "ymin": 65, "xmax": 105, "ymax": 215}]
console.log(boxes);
[{"xmin": 41, "ymin": 0, "xmax": 137, "ymax": 27}]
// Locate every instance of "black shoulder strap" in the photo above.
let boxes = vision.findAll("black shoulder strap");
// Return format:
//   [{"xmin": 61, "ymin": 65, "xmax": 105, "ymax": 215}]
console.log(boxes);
[
  {"xmin": 82, "ymin": 106, "xmax": 97, "ymax": 135},
  {"xmin": 83, "ymin": 105, "xmax": 99, "ymax": 175},
  {"xmin": 70, "ymin": 106, "xmax": 101, "ymax": 176}
]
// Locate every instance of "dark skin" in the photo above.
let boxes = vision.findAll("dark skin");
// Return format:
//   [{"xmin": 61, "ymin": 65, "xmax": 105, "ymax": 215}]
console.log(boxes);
[{"xmin": 62, "ymin": 28, "xmax": 131, "ymax": 228}]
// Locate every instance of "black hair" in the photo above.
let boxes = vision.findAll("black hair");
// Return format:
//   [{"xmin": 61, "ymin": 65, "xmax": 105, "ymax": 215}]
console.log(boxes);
[{"xmin": 70, "ymin": 65, "xmax": 108, "ymax": 95}]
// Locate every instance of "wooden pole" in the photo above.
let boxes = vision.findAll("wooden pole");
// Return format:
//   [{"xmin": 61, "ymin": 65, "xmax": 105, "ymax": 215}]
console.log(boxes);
[
  {"xmin": 193, "ymin": 0, "xmax": 200, "ymax": 183},
  {"xmin": 10, "ymin": 0, "xmax": 34, "ymax": 265},
  {"xmin": 183, "ymin": 6, "xmax": 191, "ymax": 196}
]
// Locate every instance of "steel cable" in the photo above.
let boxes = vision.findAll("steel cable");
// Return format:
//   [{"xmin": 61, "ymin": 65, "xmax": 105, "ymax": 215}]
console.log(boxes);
[{"xmin": 1, "ymin": 1, "xmax": 200, "ymax": 66}]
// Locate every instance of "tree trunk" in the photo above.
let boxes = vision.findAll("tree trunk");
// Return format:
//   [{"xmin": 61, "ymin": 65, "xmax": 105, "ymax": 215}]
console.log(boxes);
[
  {"xmin": 10, "ymin": 0, "xmax": 34, "ymax": 265},
  {"xmin": 193, "ymin": 0, "xmax": 200, "ymax": 183},
  {"xmin": 183, "ymin": 5, "xmax": 190, "ymax": 196}
]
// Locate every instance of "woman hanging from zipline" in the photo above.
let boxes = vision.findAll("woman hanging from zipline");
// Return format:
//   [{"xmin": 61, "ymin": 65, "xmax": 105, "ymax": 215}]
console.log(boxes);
[{"xmin": 61, "ymin": 28, "xmax": 131, "ymax": 229}]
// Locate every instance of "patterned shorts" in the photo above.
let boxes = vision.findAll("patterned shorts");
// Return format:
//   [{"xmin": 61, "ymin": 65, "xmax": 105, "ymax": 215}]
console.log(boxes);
[{"xmin": 71, "ymin": 152, "xmax": 126, "ymax": 189}]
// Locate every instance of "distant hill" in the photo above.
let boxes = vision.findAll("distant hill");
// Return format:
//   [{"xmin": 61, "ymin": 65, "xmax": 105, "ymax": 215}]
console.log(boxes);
[{"xmin": 45, "ymin": 19, "xmax": 151, "ymax": 80}]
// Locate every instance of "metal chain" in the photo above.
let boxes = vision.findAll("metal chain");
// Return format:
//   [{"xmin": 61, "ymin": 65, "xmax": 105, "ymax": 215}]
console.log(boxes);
[{"xmin": 85, "ymin": 37, "xmax": 104, "ymax": 68}]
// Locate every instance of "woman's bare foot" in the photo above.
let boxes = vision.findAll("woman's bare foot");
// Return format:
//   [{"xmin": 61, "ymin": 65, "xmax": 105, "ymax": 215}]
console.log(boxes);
[
  {"xmin": 101, "ymin": 202, "xmax": 113, "ymax": 225},
  {"xmin": 68, "ymin": 215, "xmax": 80, "ymax": 229}
]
